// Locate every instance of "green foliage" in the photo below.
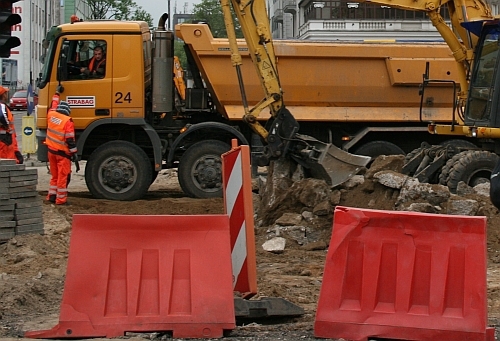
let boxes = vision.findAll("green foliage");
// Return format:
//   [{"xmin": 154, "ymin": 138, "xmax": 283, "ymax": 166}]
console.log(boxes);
[
  {"xmin": 174, "ymin": 40, "xmax": 188, "ymax": 69},
  {"xmin": 82, "ymin": 0, "xmax": 153, "ymax": 26},
  {"xmin": 192, "ymin": 0, "xmax": 242, "ymax": 38}
]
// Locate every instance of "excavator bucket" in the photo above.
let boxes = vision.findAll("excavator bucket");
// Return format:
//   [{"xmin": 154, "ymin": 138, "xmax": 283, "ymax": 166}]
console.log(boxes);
[{"xmin": 290, "ymin": 134, "xmax": 371, "ymax": 187}]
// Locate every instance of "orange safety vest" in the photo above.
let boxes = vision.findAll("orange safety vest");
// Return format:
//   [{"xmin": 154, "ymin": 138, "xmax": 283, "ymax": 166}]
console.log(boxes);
[
  {"xmin": 0, "ymin": 103, "xmax": 15, "ymax": 135},
  {"xmin": 88, "ymin": 57, "xmax": 105, "ymax": 72},
  {"xmin": 46, "ymin": 111, "xmax": 76, "ymax": 154}
]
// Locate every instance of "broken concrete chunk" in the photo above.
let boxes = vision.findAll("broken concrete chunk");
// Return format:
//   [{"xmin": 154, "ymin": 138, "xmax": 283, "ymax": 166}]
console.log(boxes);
[
  {"xmin": 447, "ymin": 198, "xmax": 479, "ymax": 216},
  {"xmin": 402, "ymin": 203, "xmax": 440, "ymax": 214},
  {"xmin": 397, "ymin": 178, "xmax": 450, "ymax": 207},
  {"xmin": 329, "ymin": 190, "xmax": 341, "ymax": 205},
  {"xmin": 313, "ymin": 200, "xmax": 333, "ymax": 216},
  {"xmin": 474, "ymin": 182, "xmax": 490, "ymax": 197},
  {"xmin": 262, "ymin": 237, "xmax": 286, "ymax": 253},
  {"xmin": 301, "ymin": 240, "xmax": 328, "ymax": 251},
  {"xmin": 365, "ymin": 155, "xmax": 405, "ymax": 179},
  {"xmin": 456, "ymin": 181, "xmax": 474, "ymax": 196},
  {"xmin": 341, "ymin": 175, "xmax": 364, "ymax": 189},
  {"xmin": 275, "ymin": 212, "xmax": 303, "ymax": 226},
  {"xmin": 373, "ymin": 170, "xmax": 408, "ymax": 189},
  {"xmin": 292, "ymin": 178, "xmax": 331, "ymax": 208},
  {"xmin": 301, "ymin": 210, "xmax": 315, "ymax": 222}
]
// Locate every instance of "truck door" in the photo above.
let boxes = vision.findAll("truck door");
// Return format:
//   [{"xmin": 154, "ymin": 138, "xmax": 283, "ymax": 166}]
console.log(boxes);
[{"xmin": 48, "ymin": 35, "xmax": 113, "ymax": 130}]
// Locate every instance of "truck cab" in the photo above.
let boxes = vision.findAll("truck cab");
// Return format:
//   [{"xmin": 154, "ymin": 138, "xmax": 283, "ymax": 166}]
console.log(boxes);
[{"xmin": 36, "ymin": 19, "xmax": 248, "ymax": 201}]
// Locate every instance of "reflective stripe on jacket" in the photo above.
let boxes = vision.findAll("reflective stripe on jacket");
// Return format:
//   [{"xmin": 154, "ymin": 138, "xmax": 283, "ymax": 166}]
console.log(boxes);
[
  {"xmin": 46, "ymin": 111, "xmax": 76, "ymax": 154},
  {"xmin": 0, "ymin": 103, "xmax": 14, "ymax": 135}
]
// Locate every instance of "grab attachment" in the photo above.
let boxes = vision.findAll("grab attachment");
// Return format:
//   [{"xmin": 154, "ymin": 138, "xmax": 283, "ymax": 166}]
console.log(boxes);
[{"xmin": 290, "ymin": 134, "xmax": 371, "ymax": 187}]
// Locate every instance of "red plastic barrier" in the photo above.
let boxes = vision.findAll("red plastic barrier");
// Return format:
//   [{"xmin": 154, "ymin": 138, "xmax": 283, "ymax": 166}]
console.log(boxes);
[
  {"xmin": 314, "ymin": 206, "xmax": 494, "ymax": 341},
  {"xmin": 25, "ymin": 214, "xmax": 235, "ymax": 339},
  {"xmin": 222, "ymin": 140, "xmax": 257, "ymax": 298}
]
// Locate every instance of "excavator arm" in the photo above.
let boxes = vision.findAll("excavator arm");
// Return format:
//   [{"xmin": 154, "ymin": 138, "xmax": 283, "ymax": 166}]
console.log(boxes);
[{"xmin": 221, "ymin": 0, "xmax": 371, "ymax": 186}]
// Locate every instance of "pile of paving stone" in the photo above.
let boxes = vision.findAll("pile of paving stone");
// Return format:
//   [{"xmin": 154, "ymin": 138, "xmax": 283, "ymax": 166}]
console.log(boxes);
[{"xmin": 0, "ymin": 158, "xmax": 43, "ymax": 241}]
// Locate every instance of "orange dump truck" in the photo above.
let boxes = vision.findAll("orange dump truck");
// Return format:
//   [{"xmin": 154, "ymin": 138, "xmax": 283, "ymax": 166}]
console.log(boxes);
[
  {"xmin": 35, "ymin": 19, "xmax": 462, "ymax": 201},
  {"xmin": 177, "ymin": 23, "xmax": 461, "ymax": 157}
]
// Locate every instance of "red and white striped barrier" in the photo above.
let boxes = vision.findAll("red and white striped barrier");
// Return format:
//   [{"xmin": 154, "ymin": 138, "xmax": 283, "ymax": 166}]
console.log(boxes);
[{"xmin": 222, "ymin": 139, "xmax": 257, "ymax": 298}]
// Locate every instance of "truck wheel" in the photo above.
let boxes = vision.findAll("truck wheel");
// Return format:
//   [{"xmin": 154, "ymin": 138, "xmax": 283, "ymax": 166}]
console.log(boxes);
[
  {"xmin": 178, "ymin": 140, "xmax": 230, "ymax": 198},
  {"xmin": 85, "ymin": 141, "xmax": 152, "ymax": 201},
  {"xmin": 446, "ymin": 150, "xmax": 499, "ymax": 193},
  {"xmin": 354, "ymin": 141, "xmax": 404, "ymax": 159}
]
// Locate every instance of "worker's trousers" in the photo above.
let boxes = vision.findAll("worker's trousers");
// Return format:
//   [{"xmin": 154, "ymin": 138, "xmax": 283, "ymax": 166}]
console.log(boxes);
[
  {"xmin": 0, "ymin": 140, "xmax": 15, "ymax": 160},
  {"xmin": 47, "ymin": 152, "xmax": 71, "ymax": 205}
]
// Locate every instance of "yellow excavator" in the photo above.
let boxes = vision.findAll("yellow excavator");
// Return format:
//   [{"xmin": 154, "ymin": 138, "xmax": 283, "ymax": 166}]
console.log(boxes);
[
  {"xmin": 220, "ymin": 0, "xmax": 500, "ymax": 192},
  {"xmin": 218, "ymin": 0, "xmax": 371, "ymax": 187}
]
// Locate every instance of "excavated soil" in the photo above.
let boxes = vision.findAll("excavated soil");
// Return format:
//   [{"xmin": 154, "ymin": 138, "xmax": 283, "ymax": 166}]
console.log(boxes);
[{"xmin": 1, "ymin": 160, "xmax": 500, "ymax": 341}]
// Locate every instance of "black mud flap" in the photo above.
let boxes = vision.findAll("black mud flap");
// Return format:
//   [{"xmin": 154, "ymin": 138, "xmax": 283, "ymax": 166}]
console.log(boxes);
[{"xmin": 234, "ymin": 297, "xmax": 304, "ymax": 319}]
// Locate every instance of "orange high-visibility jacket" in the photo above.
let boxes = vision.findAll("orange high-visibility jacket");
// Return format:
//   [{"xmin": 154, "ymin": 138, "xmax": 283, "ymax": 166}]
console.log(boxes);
[
  {"xmin": 46, "ymin": 111, "xmax": 77, "ymax": 155},
  {"xmin": 0, "ymin": 103, "xmax": 19, "ymax": 152}
]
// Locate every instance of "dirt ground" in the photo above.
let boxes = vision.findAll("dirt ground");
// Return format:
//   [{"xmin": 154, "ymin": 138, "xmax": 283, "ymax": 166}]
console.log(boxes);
[{"xmin": 1, "ymin": 160, "xmax": 500, "ymax": 341}]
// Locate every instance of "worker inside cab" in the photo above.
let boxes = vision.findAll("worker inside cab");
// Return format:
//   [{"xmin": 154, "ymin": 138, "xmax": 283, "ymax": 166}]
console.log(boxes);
[
  {"xmin": 65, "ymin": 41, "xmax": 107, "ymax": 79},
  {"xmin": 79, "ymin": 45, "xmax": 106, "ymax": 78}
]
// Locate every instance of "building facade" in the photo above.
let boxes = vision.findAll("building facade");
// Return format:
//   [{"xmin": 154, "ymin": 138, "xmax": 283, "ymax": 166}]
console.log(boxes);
[{"xmin": 271, "ymin": 0, "xmax": 499, "ymax": 40}]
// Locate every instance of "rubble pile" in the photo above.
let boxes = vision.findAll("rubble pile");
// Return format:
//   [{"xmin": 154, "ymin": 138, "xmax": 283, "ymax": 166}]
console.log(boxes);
[
  {"xmin": 0, "ymin": 158, "xmax": 43, "ymax": 241},
  {"xmin": 255, "ymin": 155, "xmax": 499, "ymax": 253}
]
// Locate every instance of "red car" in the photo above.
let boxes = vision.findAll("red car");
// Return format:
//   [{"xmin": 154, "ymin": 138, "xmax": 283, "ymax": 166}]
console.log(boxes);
[
  {"xmin": 9, "ymin": 90, "xmax": 27, "ymax": 110},
  {"xmin": 9, "ymin": 90, "xmax": 38, "ymax": 111}
]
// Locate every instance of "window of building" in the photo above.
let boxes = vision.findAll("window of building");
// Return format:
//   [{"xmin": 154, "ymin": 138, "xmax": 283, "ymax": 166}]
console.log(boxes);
[{"xmin": 303, "ymin": 0, "xmax": 448, "ymax": 22}]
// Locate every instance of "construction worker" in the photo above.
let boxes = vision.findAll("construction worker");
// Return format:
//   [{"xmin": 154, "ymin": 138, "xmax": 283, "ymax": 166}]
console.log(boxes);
[
  {"xmin": 45, "ymin": 101, "xmax": 77, "ymax": 205},
  {"xmin": 0, "ymin": 86, "xmax": 23, "ymax": 164}
]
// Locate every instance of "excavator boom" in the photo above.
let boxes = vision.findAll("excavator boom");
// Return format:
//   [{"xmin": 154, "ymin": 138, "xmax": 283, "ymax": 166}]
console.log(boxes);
[{"xmin": 221, "ymin": 0, "xmax": 370, "ymax": 186}]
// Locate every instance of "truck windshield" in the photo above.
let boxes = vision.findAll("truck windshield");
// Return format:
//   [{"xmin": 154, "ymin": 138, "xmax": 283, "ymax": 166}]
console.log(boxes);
[
  {"xmin": 38, "ymin": 27, "xmax": 60, "ymax": 89},
  {"xmin": 466, "ymin": 27, "xmax": 500, "ymax": 123}
]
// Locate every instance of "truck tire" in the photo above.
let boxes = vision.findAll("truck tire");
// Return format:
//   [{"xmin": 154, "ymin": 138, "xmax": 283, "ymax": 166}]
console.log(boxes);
[
  {"xmin": 178, "ymin": 140, "xmax": 230, "ymax": 198},
  {"xmin": 354, "ymin": 141, "xmax": 405, "ymax": 159},
  {"xmin": 445, "ymin": 150, "xmax": 499, "ymax": 193},
  {"xmin": 85, "ymin": 141, "xmax": 152, "ymax": 201}
]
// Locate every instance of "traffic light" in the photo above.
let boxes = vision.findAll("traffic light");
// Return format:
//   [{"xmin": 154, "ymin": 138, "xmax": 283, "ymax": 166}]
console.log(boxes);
[{"xmin": 0, "ymin": 0, "xmax": 20, "ymax": 58}]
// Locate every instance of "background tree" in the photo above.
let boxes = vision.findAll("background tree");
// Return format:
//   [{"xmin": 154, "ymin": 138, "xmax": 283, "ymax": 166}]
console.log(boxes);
[
  {"xmin": 192, "ymin": 0, "xmax": 242, "ymax": 38},
  {"xmin": 82, "ymin": 0, "xmax": 153, "ymax": 26}
]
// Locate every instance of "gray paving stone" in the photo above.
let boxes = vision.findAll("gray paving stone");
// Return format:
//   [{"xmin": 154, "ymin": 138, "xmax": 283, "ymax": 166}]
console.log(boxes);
[
  {"xmin": 0, "ymin": 220, "xmax": 16, "ymax": 228},
  {"xmin": 8, "ymin": 185, "xmax": 37, "ymax": 193},
  {"xmin": 0, "ymin": 164, "xmax": 25, "ymax": 172},
  {"xmin": 0, "ymin": 227, "xmax": 15, "ymax": 240},
  {"xmin": 15, "ymin": 206, "xmax": 42, "ymax": 215},
  {"xmin": 9, "ymin": 191, "xmax": 38, "ymax": 199},
  {"xmin": 9, "ymin": 180, "xmax": 38, "ymax": 187},
  {"xmin": 16, "ymin": 217, "xmax": 43, "ymax": 226},
  {"xmin": 15, "ymin": 223, "xmax": 44, "ymax": 235},
  {"xmin": 15, "ymin": 212, "xmax": 42, "ymax": 220},
  {"xmin": 10, "ymin": 169, "xmax": 37, "ymax": 177}
]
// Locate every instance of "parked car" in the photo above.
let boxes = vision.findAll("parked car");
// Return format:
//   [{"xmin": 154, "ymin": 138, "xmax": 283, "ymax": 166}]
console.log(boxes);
[
  {"xmin": 9, "ymin": 90, "xmax": 38, "ymax": 111},
  {"xmin": 10, "ymin": 90, "xmax": 27, "ymax": 110}
]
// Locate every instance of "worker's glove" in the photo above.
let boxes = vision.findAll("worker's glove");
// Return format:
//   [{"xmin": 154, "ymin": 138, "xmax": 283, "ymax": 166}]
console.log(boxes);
[
  {"xmin": 15, "ymin": 151, "xmax": 23, "ymax": 164},
  {"xmin": 71, "ymin": 154, "xmax": 78, "ymax": 163}
]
